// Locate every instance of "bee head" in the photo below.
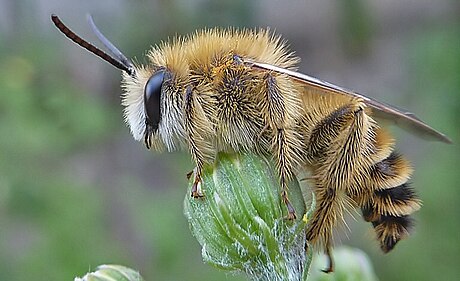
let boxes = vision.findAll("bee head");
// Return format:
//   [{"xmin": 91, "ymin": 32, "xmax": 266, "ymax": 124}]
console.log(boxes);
[
  {"xmin": 142, "ymin": 70, "xmax": 165, "ymax": 148},
  {"xmin": 52, "ymin": 15, "xmax": 185, "ymax": 151},
  {"xmin": 121, "ymin": 67, "xmax": 169, "ymax": 149}
]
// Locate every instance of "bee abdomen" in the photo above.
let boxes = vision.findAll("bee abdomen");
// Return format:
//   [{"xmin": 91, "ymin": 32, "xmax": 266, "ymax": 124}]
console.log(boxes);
[
  {"xmin": 360, "ymin": 145, "xmax": 421, "ymax": 252},
  {"xmin": 368, "ymin": 152, "xmax": 413, "ymax": 190},
  {"xmin": 373, "ymin": 183, "xmax": 421, "ymax": 218},
  {"xmin": 369, "ymin": 214, "xmax": 414, "ymax": 253}
]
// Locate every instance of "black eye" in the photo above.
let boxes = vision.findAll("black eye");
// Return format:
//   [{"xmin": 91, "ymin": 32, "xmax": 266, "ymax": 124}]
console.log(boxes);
[{"xmin": 144, "ymin": 70, "xmax": 165, "ymax": 132}]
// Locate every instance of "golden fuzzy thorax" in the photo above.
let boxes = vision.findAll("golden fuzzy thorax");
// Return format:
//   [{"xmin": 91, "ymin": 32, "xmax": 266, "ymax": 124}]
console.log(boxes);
[
  {"xmin": 122, "ymin": 29, "xmax": 299, "ymax": 150},
  {"xmin": 121, "ymin": 28, "xmax": 421, "ymax": 271}
]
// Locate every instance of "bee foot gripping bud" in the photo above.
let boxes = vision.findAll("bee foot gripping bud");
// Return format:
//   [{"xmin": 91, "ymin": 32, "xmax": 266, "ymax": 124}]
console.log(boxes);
[
  {"xmin": 184, "ymin": 152, "xmax": 315, "ymax": 281},
  {"xmin": 190, "ymin": 167, "xmax": 204, "ymax": 198}
]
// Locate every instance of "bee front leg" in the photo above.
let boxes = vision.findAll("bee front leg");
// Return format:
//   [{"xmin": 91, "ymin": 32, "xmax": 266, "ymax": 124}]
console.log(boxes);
[
  {"xmin": 185, "ymin": 168, "xmax": 204, "ymax": 197},
  {"xmin": 184, "ymin": 86, "xmax": 212, "ymax": 199},
  {"xmin": 190, "ymin": 166, "xmax": 204, "ymax": 198}
]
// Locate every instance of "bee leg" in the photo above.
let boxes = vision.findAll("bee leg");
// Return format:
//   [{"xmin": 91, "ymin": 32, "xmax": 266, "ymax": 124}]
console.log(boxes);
[
  {"xmin": 322, "ymin": 244, "xmax": 334, "ymax": 273},
  {"xmin": 186, "ymin": 169, "xmax": 204, "ymax": 198},
  {"xmin": 191, "ymin": 172, "xmax": 203, "ymax": 198},
  {"xmin": 262, "ymin": 74, "xmax": 301, "ymax": 220},
  {"xmin": 305, "ymin": 101, "xmax": 368, "ymax": 264},
  {"xmin": 274, "ymin": 128, "xmax": 297, "ymax": 219},
  {"xmin": 189, "ymin": 167, "xmax": 204, "ymax": 198},
  {"xmin": 184, "ymin": 86, "xmax": 211, "ymax": 199},
  {"xmin": 307, "ymin": 104, "xmax": 356, "ymax": 158},
  {"xmin": 281, "ymin": 178, "xmax": 297, "ymax": 220},
  {"xmin": 257, "ymin": 124, "xmax": 269, "ymax": 140}
]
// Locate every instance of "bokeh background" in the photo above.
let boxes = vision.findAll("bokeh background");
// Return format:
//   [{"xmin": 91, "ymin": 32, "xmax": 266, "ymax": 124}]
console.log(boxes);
[{"xmin": 0, "ymin": 0, "xmax": 459, "ymax": 280}]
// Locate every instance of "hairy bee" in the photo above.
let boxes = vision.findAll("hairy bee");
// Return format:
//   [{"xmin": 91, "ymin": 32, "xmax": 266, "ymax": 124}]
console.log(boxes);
[{"xmin": 52, "ymin": 15, "xmax": 450, "ymax": 272}]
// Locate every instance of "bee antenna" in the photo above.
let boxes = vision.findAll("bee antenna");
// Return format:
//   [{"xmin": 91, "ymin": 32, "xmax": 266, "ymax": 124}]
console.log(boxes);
[
  {"xmin": 86, "ymin": 14, "xmax": 135, "ymax": 76},
  {"xmin": 51, "ymin": 14, "xmax": 136, "ymax": 77}
]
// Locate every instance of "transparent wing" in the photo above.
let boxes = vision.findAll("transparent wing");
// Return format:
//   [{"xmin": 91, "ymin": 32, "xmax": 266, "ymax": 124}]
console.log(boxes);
[{"xmin": 245, "ymin": 59, "xmax": 451, "ymax": 144}]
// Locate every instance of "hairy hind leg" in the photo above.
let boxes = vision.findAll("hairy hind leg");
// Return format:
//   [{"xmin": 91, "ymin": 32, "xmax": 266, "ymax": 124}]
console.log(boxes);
[{"xmin": 305, "ymin": 100, "xmax": 371, "ymax": 272}]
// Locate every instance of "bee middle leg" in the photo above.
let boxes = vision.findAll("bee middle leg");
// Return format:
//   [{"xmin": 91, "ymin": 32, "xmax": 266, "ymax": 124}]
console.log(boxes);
[
  {"xmin": 263, "ymin": 74, "xmax": 303, "ymax": 220},
  {"xmin": 275, "ymin": 128, "xmax": 298, "ymax": 220},
  {"xmin": 305, "ymin": 100, "xmax": 369, "ymax": 272}
]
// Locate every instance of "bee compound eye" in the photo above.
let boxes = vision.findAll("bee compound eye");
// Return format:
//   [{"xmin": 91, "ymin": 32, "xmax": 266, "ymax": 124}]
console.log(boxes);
[{"xmin": 144, "ymin": 70, "xmax": 165, "ymax": 132}]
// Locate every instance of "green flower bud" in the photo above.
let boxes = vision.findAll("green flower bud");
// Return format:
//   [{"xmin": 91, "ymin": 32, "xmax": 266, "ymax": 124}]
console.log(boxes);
[
  {"xmin": 184, "ymin": 152, "xmax": 315, "ymax": 281},
  {"xmin": 308, "ymin": 247, "xmax": 379, "ymax": 281},
  {"xmin": 74, "ymin": 265, "xmax": 144, "ymax": 281}
]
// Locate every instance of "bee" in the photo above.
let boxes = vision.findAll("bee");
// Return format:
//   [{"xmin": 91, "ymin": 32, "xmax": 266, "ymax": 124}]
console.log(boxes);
[{"xmin": 52, "ymin": 15, "xmax": 450, "ymax": 272}]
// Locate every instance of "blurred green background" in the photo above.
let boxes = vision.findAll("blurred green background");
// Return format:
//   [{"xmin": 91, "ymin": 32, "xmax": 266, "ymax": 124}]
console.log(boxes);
[{"xmin": 0, "ymin": 0, "xmax": 459, "ymax": 280}]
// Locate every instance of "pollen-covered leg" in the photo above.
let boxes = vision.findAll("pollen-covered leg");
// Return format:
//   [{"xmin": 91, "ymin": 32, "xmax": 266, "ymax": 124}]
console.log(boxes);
[{"xmin": 305, "ymin": 100, "xmax": 369, "ymax": 270}]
